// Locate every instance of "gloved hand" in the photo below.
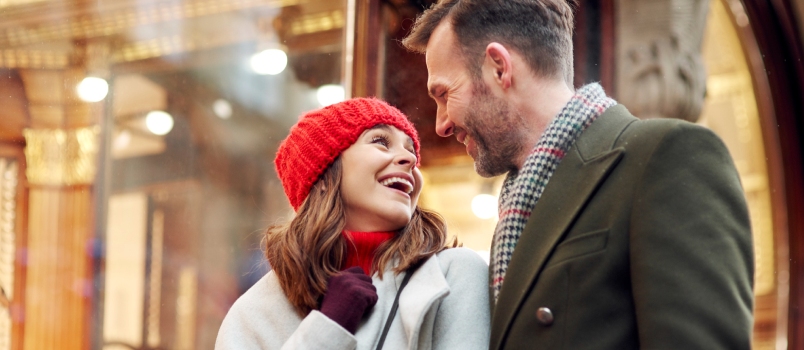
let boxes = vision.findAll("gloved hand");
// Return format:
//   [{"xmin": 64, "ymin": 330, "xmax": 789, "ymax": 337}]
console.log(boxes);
[{"xmin": 319, "ymin": 266, "xmax": 378, "ymax": 334}]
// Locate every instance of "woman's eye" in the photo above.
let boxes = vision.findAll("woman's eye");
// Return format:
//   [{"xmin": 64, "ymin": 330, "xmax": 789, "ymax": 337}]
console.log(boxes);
[{"xmin": 371, "ymin": 135, "xmax": 390, "ymax": 147}]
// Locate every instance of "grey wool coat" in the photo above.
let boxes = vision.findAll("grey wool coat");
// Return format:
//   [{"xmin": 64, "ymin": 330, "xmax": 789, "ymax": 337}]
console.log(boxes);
[
  {"xmin": 490, "ymin": 104, "xmax": 754, "ymax": 350},
  {"xmin": 216, "ymin": 247, "xmax": 490, "ymax": 350}
]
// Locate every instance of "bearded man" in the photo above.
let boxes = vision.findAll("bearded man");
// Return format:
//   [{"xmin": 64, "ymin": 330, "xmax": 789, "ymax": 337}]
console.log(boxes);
[{"xmin": 403, "ymin": 1, "xmax": 754, "ymax": 349}]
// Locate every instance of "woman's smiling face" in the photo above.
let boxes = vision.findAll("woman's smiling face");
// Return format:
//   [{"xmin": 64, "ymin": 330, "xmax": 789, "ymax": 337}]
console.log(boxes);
[{"xmin": 340, "ymin": 124, "xmax": 422, "ymax": 232}]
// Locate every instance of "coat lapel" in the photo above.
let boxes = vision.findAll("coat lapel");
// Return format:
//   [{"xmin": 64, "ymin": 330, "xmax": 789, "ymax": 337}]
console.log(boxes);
[
  {"xmin": 489, "ymin": 105, "xmax": 634, "ymax": 350},
  {"xmin": 398, "ymin": 256, "xmax": 449, "ymax": 349}
]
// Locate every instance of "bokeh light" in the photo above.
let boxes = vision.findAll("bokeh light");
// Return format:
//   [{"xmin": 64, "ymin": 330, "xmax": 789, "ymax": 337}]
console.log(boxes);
[
  {"xmin": 316, "ymin": 84, "xmax": 345, "ymax": 107},
  {"xmin": 76, "ymin": 77, "xmax": 109, "ymax": 102},
  {"xmin": 145, "ymin": 111, "xmax": 174, "ymax": 136},
  {"xmin": 471, "ymin": 194, "xmax": 498, "ymax": 219},
  {"xmin": 249, "ymin": 49, "xmax": 288, "ymax": 75}
]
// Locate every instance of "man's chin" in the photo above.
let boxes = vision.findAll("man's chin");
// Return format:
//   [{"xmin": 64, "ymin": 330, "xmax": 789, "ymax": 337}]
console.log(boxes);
[{"xmin": 473, "ymin": 159, "xmax": 507, "ymax": 178}]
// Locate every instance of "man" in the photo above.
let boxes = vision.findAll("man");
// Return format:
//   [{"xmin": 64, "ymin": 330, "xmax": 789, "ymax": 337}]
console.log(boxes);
[{"xmin": 402, "ymin": 1, "xmax": 754, "ymax": 349}]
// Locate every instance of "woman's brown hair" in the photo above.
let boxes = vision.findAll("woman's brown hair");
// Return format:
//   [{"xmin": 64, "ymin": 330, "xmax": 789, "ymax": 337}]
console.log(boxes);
[{"xmin": 263, "ymin": 158, "xmax": 453, "ymax": 316}]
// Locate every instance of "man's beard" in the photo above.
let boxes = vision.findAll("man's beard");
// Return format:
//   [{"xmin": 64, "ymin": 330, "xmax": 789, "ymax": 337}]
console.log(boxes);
[{"xmin": 463, "ymin": 83, "xmax": 528, "ymax": 177}]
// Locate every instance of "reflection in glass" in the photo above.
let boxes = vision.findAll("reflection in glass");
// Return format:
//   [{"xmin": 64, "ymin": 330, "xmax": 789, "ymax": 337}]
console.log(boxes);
[
  {"xmin": 76, "ymin": 77, "xmax": 110, "ymax": 102},
  {"xmin": 99, "ymin": 1, "xmax": 348, "ymax": 347},
  {"xmin": 1, "ymin": 0, "xmax": 348, "ymax": 348},
  {"xmin": 144, "ymin": 111, "xmax": 174, "ymax": 136},
  {"xmin": 316, "ymin": 84, "xmax": 346, "ymax": 107},
  {"xmin": 250, "ymin": 49, "xmax": 289, "ymax": 75}
]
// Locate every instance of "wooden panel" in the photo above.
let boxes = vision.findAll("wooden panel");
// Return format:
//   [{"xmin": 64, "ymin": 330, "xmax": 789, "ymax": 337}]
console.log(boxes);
[
  {"xmin": 0, "ymin": 70, "xmax": 29, "ymax": 144},
  {"xmin": 739, "ymin": 1, "xmax": 804, "ymax": 348},
  {"xmin": 599, "ymin": 0, "xmax": 615, "ymax": 94},
  {"xmin": 699, "ymin": 2, "xmax": 788, "ymax": 347},
  {"xmin": 572, "ymin": 0, "xmax": 615, "ymax": 92},
  {"xmin": 24, "ymin": 187, "xmax": 93, "ymax": 350},
  {"xmin": 382, "ymin": 3, "xmax": 467, "ymax": 166},
  {"xmin": 348, "ymin": 0, "xmax": 383, "ymax": 98}
]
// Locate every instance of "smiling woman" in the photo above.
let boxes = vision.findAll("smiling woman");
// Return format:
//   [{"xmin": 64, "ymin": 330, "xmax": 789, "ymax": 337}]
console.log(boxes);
[
  {"xmin": 215, "ymin": 98, "xmax": 490, "ymax": 350},
  {"xmin": 340, "ymin": 125, "xmax": 420, "ymax": 233}
]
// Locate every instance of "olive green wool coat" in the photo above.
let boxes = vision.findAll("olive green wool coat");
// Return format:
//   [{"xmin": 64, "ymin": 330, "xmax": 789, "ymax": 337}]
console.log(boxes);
[{"xmin": 490, "ymin": 105, "xmax": 754, "ymax": 350}]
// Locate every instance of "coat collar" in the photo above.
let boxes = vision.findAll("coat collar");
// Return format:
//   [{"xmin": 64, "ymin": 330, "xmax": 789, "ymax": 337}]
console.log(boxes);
[
  {"xmin": 393, "ymin": 255, "xmax": 450, "ymax": 350},
  {"xmin": 489, "ymin": 105, "xmax": 636, "ymax": 350}
]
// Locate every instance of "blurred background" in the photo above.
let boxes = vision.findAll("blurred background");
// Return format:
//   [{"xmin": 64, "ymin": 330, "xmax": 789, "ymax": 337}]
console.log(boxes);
[{"xmin": 0, "ymin": 0, "xmax": 803, "ymax": 349}]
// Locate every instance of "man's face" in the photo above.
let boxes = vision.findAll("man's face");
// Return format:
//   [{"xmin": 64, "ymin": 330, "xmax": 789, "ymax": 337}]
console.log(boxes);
[{"xmin": 425, "ymin": 22, "xmax": 527, "ymax": 177}]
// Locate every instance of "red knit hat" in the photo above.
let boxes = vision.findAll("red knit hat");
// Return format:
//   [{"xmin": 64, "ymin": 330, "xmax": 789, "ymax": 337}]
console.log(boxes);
[{"xmin": 275, "ymin": 98, "xmax": 421, "ymax": 210}]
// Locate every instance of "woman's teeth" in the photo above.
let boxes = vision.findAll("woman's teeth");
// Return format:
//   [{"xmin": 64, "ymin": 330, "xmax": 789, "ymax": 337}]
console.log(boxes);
[{"xmin": 380, "ymin": 177, "xmax": 413, "ymax": 194}]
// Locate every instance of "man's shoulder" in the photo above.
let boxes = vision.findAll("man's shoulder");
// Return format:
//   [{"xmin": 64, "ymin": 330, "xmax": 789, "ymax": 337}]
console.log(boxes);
[{"xmin": 599, "ymin": 104, "xmax": 721, "ymax": 150}]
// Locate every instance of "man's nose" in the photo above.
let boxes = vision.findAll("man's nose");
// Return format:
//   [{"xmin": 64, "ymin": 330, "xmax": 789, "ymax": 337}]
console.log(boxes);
[{"xmin": 435, "ymin": 107, "xmax": 454, "ymax": 137}]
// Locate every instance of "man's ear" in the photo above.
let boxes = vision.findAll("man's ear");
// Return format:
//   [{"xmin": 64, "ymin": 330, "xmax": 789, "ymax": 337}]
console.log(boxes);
[{"xmin": 484, "ymin": 43, "xmax": 513, "ymax": 90}]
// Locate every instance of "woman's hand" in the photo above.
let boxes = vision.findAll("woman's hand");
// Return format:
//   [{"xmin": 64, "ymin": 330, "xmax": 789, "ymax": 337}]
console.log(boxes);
[{"xmin": 319, "ymin": 266, "xmax": 378, "ymax": 334}]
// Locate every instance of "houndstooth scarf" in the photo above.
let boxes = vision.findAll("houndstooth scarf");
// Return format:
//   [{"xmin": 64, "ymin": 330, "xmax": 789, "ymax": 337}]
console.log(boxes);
[{"xmin": 490, "ymin": 83, "xmax": 616, "ymax": 302}]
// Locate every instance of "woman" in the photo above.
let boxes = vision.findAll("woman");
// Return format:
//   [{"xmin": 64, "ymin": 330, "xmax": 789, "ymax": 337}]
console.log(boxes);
[{"xmin": 215, "ymin": 98, "xmax": 490, "ymax": 349}]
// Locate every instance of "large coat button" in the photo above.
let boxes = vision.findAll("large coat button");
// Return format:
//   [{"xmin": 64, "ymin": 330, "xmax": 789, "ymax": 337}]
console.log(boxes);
[{"xmin": 536, "ymin": 307, "xmax": 554, "ymax": 326}]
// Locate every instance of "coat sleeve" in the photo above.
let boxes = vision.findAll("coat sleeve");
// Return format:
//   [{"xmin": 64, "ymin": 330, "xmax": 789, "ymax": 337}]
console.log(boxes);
[
  {"xmin": 215, "ymin": 275, "xmax": 358, "ymax": 350},
  {"xmin": 431, "ymin": 248, "xmax": 491, "ymax": 349},
  {"xmin": 629, "ymin": 123, "xmax": 754, "ymax": 349},
  {"xmin": 280, "ymin": 311, "xmax": 357, "ymax": 350}
]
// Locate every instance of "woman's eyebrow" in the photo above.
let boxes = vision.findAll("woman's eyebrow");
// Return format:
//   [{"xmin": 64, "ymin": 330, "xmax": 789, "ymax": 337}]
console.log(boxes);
[
  {"xmin": 405, "ymin": 137, "xmax": 414, "ymax": 149},
  {"xmin": 369, "ymin": 124, "xmax": 391, "ymax": 131}
]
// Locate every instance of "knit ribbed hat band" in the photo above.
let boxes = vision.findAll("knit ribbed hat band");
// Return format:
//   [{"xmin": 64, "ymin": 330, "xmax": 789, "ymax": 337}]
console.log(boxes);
[{"xmin": 275, "ymin": 98, "xmax": 420, "ymax": 210}]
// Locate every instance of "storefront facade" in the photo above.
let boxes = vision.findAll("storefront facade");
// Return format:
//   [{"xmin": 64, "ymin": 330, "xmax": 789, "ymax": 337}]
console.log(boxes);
[{"xmin": 0, "ymin": 0, "xmax": 802, "ymax": 349}]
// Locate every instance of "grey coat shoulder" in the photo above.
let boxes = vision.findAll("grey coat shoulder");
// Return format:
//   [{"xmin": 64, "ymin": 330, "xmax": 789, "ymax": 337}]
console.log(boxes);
[{"xmin": 436, "ymin": 247, "xmax": 488, "ymax": 275}]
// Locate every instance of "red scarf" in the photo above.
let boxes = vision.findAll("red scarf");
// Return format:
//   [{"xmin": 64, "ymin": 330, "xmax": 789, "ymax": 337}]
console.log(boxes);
[{"xmin": 341, "ymin": 230, "xmax": 395, "ymax": 275}]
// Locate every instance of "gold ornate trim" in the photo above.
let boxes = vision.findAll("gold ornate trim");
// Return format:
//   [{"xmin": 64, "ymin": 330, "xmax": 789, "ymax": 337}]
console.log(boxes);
[
  {"xmin": 0, "ymin": 49, "xmax": 69, "ymax": 69},
  {"xmin": 22, "ymin": 126, "xmax": 100, "ymax": 186},
  {"xmin": 0, "ymin": 158, "xmax": 17, "ymax": 350}
]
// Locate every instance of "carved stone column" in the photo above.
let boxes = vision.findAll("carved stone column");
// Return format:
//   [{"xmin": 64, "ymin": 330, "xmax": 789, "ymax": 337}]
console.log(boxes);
[
  {"xmin": 18, "ymin": 40, "xmax": 106, "ymax": 350},
  {"xmin": 615, "ymin": 0, "xmax": 710, "ymax": 122}
]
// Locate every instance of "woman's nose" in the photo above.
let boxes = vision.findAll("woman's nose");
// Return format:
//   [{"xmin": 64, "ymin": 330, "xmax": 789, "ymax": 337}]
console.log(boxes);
[{"xmin": 394, "ymin": 149, "xmax": 416, "ymax": 167}]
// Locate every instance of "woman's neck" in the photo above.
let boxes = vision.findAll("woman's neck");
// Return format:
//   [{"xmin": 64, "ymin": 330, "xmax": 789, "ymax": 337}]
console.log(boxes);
[{"xmin": 342, "ymin": 230, "xmax": 395, "ymax": 275}]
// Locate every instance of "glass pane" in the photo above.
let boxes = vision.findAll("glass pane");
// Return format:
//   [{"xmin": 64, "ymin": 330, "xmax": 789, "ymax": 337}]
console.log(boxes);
[
  {"xmin": 99, "ymin": 2, "xmax": 347, "ymax": 349},
  {"xmin": 0, "ymin": 0, "xmax": 345, "ymax": 348},
  {"xmin": 0, "ymin": 0, "xmax": 347, "ymax": 346}
]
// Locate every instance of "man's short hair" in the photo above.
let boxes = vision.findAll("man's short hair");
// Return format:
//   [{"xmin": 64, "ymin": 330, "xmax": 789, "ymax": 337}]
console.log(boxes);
[{"xmin": 402, "ymin": 0, "xmax": 576, "ymax": 86}]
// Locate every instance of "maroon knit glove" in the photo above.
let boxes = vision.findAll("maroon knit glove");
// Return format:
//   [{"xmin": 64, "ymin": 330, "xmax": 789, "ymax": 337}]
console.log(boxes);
[{"xmin": 319, "ymin": 266, "xmax": 378, "ymax": 334}]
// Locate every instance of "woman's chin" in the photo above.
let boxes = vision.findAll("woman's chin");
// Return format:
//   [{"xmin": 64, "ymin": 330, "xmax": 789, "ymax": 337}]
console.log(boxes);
[
  {"xmin": 344, "ymin": 207, "xmax": 412, "ymax": 232},
  {"xmin": 373, "ymin": 215, "xmax": 411, "ymax": 232}
]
